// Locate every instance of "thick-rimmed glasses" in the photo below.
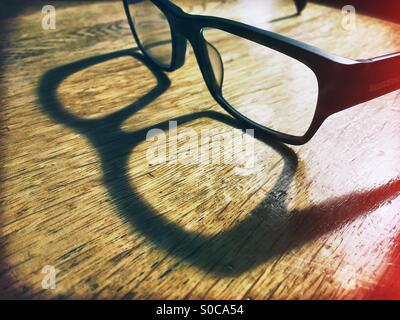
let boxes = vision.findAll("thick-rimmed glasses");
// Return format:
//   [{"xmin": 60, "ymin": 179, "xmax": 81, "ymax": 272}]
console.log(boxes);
[{"xmin": 123, "ymin": 0, "xmax": 400, "ymax": 145}]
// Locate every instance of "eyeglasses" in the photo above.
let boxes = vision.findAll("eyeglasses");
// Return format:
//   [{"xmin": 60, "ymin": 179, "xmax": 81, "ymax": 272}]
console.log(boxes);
[{"xmin": 123, "ymin": 0, "xmax": 400, "ymax": 145}]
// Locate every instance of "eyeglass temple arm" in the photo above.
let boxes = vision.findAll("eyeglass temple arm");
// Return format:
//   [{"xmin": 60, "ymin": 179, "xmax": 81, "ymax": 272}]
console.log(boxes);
[
  {"xmin": 333, "ymin": 52, "xmax": 400, "ymax": 113},
  {"xmin": 359, "ymin": 52, "xmax": 400, "ymax": 103}
]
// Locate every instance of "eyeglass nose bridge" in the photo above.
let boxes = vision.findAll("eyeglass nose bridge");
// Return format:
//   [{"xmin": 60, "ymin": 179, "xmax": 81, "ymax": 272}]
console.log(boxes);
[
  {"xmin": 170, "ymin": 19, "xmax": 224, "ymax": 91},
  {"xmin": 168, "ymin": 14, "xmax": 208, "ymax": 71},
  {"xmin": 170, "ymin": 31, "xmax": 187, "ymax": 70}
]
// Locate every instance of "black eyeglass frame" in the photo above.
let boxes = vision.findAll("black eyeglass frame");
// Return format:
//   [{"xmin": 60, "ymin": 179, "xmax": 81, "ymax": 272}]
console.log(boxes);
[{"xmin": 123, "ymin": 0, "xmax": 400, "ymax": 145}]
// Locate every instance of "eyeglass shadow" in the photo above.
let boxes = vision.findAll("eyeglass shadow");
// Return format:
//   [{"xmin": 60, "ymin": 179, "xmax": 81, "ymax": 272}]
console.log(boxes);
[{"xmin": 37, "ymin": 49, "xmax": 399, "ymax": 278}]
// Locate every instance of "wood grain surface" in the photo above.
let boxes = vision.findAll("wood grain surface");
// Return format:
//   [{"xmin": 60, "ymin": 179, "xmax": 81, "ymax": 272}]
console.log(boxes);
[{"xmin": 0, "ymin": 0, "xmax": 400, "ymax": 299}]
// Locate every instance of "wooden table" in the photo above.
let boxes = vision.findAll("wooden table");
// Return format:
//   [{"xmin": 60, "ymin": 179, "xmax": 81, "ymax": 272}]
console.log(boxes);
[{"xmin": 0, "ymin": 0, "xmax": 399, "ymax": 299}]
